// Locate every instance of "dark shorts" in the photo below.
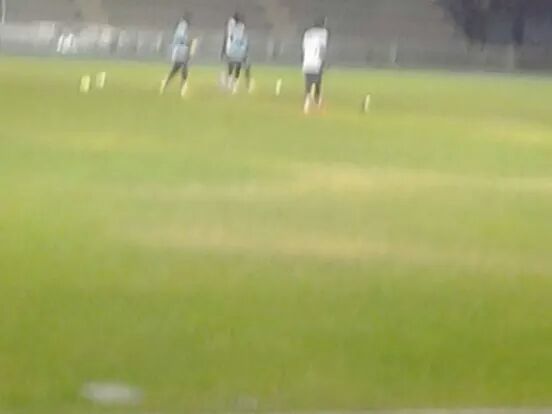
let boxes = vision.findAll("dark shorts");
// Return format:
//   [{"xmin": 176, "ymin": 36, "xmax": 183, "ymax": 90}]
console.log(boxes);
[
  {"xmin": 172, "ymin": 61, "xmax": 189, "ymax": 69},
  {"xmin": 305, "ymin": 72, "xmax": 323, "ymax": 94},
  {"xmin": 171, "ymin": 61, "xmax": 189, "ymax": 74},
  {"xmin": 228, "ymin": 61, "xmax": 243, "ymax": 78}
]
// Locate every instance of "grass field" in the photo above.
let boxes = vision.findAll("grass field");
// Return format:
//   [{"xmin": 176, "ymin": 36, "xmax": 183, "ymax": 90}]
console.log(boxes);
[{"xmin": 1, "ymin": 56, "xmax": 551, "ymax": 414}]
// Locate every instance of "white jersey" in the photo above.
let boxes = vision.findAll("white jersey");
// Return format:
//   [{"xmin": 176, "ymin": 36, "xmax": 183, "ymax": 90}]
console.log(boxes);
[{"xmin": 302, "ymin": 27, "xmax": 328, "ymax": 74}]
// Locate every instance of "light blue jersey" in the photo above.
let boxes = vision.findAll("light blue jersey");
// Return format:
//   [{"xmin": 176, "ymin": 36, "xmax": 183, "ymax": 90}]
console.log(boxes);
[
  {"xmin": 225, "ymin": 22, "xmax": 248, "ymax": 62},
  {"xmin": 171, "ymin": 20, "xmax": 190, "ymax": 63}
]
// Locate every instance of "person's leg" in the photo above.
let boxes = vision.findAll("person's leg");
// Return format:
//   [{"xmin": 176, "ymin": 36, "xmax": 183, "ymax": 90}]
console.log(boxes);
[
  {"xmin": 314, "ymin": 73, "xmax": 323, "ymax": 105},
  {"xmin": 304, "ymin": 74, "xmax": 315, "ymax": 114},
  {"xmin": 304, "ymin": 74, "xmax": 313, "ymax": 96},
  {"xmin": 245, "ymin": 63, "xmax": 251, "ymax": 86},
  {"xmin": 161, "ymin": 63, "xmax": 181, "ymax": 94},
  {"xmin": 180, "ymin": 63, "xmax": 189, "ymax": 96},
  {"xmin": 220, "ymin": 58, "xmax": 228, "ymax": 88},
  {"xmin": 234, "ymin": 63, "xmax": 242, "ymax": 80},
  {"xmin": 232, "ymin": 63, "xmax": 242, "ymax": 94},
  {"xmin": 181, "ymin": 64, "xmax": 189, "ymax": 82},
  {"xmin": 245, "ymin": 62, "xmax": 254, "ymax": 93},
  {"xmin": 227, "ymin": 62, "xmax": 236, "ymax": 89}
]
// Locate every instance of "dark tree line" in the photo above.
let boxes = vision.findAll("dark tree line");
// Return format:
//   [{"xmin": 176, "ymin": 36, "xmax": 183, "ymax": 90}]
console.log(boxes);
[{"xmin": 438, "ymin": 0, "xmax": 552, "ymax": 46}]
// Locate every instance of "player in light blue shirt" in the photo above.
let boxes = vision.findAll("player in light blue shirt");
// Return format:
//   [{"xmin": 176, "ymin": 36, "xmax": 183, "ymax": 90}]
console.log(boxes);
[
  {"xmin": 161, "ymin": 13, "xmax": 195, "ymax": 96},
  {"xmin": 221, "ymin": 13, "xmax": 251, "ymax": 93}
]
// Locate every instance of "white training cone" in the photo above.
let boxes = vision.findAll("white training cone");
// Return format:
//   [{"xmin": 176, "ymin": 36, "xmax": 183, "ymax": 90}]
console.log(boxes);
[
  {"xmin": 363, "ymin": 94, "xmax": 371, "ymax": 113},
  {"xmin": 248, "ymin": 79, "xmax": 256, "ymax": 94},
  {"xmin": 275, "ymin": 79, "xmax": 282, "ymax": 96},
  {"xmin": 96, "ymin": 72, "xmax": 107, "ymax": 89},
  {"xmin": 80, "ymin": 75, "xmax": 91, "ymax": 93},
  {"xmin": 180, "ymin": 82, "xmax": 188, "ymax": 97}
]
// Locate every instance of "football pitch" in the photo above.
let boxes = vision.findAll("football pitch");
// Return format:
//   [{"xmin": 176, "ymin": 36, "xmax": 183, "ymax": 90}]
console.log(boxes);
[{"xmin": 0, "ymin": 56, "xmax": 551, "ymax": 413}]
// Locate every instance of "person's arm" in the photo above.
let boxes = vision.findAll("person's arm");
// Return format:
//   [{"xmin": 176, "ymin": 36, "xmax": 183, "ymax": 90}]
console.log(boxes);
[
  {"xmin": 171, "ymin": 21, "xmax": 180, "ymax": 45},
  {"xmin": 301, "ymin": 29, "xmax": 307, "ymax": 63},
  {"xmin": 321, "ymin": 28, "xmax": 330, "ymax": 68},
  {"xmin": 221, "ymin": 19, "xmax": 232, "ymax": 60},
  {"xmin": 221, "ymin": 31, "xmax": 227, "ymax": 60},
  {"xmin": 190, "ymin": 37, "xmax": 199, "ymax": 57}
]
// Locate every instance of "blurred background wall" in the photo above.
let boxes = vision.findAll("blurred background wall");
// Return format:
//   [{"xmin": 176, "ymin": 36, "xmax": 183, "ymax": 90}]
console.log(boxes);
[{"xmin": 1, "ymin": 0, "xmax": 552, "ymax": 71}]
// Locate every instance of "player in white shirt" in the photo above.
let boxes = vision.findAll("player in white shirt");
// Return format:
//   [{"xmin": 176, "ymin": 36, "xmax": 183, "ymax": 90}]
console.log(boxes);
[{"xmin": 302, "ymin": 18, "xmax": 329, "ymax": 113}]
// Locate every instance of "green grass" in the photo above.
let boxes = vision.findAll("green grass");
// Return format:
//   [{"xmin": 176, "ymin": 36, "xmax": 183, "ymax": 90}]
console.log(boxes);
[{"xmin": 0, "ymin": 56, "xmax": 551, "ymax": 413}]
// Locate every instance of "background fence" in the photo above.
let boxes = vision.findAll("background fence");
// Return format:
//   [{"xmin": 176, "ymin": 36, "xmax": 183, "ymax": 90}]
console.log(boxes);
[{"xmin": 1, "ymin": 0, "xmax": 552, "ymax": 72}]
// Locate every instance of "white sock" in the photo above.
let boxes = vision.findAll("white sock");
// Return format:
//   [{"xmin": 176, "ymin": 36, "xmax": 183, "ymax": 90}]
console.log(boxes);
[
  {"xmin": 303, "ymin": 96, "xmax": 311, "ymax": 114},
  {"xmin": 160, "ymin": 79, "xmax": 168, "ymax": 94}
]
